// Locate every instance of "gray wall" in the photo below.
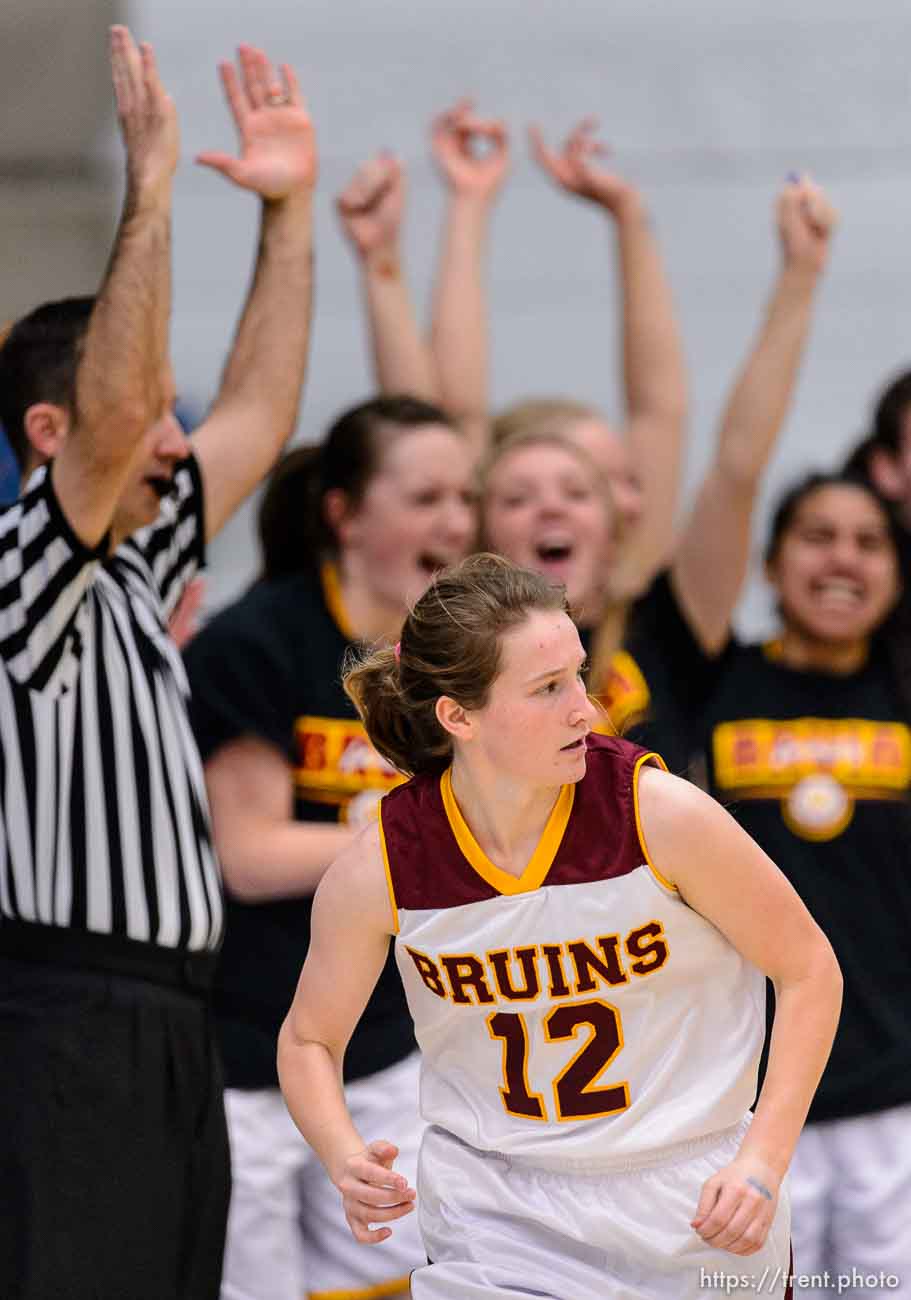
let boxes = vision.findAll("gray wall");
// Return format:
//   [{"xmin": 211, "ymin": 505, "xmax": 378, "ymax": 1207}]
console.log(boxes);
[
  {"xmin": 7, "ymin": 1, "xmax": 911, "ymax": 631},
  {"xmin": 0, "ymin": 2, "xmax": 119, "ymax": 313}
]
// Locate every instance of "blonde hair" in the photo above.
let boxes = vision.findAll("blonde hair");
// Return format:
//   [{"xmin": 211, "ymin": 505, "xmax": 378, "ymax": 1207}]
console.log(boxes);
[
  {"xmin": 477, "ymin": 429, "xmax": 629, "ymax": 701},
  {"xmin": 491, "ymin": 397, "xmax": 602, "ymax": 447}
]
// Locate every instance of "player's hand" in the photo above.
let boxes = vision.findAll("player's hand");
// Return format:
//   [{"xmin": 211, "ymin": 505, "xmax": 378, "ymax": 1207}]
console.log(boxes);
[
  {"xmin": 110, "ymin": 26, "xmax": 179, "ymax": 202},
  {"xmin": 777, "ymin": 173, "xmax": 837, "ymax": 277},
  {"xmin": 691, "ymin": 1157, "xmax": 780, "ymax": 1256},
  {"xmin": 432, "ymin": 98, "xmax": 510, "ymax": 200},
  {"xmin": 196, "ymin": 46, "xmax": 317, "ymax": 200},
  {"xmin": 334, "ymin": 1139, "xmax": 417, "ymax": 1244},
  {"xmin": 336, "ymin": 154, "xmax": 405, "ymax": 260},
  {"xmin": 529, "ymin": 117, "xmax": 640, "ymax": 220}
]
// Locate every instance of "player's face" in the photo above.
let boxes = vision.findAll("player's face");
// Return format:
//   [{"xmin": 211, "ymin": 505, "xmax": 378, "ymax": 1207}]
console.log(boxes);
[
  {"xmin": 344, "ymin": 425, "xmax": 476, "ymax": 610},
  {"xmin": 564, "ymin": 417, "xmax": 643, "ymax": 532},
  {"xmin": 767, "ymin": 485, "xmax": 900, "ymax": 647},
  {"xmin": 482, "ymin": 443, "xmax": 613, "ymax": 617},
  {"xmin": 468, "ymin": 610, "xmax": 597, "ymax": 786},
  {"xmin": 113, "ymin": 365, "xmax": 189, "ymax": 539}
]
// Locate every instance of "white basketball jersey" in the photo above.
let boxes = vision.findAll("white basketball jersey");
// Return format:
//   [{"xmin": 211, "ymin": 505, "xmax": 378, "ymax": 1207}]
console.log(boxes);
[{"xmin": 378, "ymin": 735, "xmax": 766, "ymax": 1170}]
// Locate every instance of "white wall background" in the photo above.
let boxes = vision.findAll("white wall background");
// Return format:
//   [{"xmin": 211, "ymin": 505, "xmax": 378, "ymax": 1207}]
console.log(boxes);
[{"xmin": 16, "ymin": 0, "xmax": 911, "ymax": 630}]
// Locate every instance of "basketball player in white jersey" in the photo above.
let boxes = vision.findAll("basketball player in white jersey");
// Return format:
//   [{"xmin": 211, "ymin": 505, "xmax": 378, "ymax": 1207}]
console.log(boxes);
[{"xmin": 278, "ymin": 555, "xmax": 842, "ymax": 1299}]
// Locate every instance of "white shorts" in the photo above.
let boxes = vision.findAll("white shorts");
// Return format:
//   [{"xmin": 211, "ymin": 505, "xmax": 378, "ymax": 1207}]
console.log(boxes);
[
  {"xmin": 412, "ymin": 1119, "xmax": 792, "ymax": 1299},
  {"xmin": 220, "ymin": 1052, "xmax": 425, "ymax": 1300},
  {"xmin": 788, "ymin": 1102, "xmax": 911, "ymax": 1297}
]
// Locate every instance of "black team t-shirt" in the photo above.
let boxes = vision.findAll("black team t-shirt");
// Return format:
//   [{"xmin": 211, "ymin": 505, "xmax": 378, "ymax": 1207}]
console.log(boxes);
[
  {"xmin": 702, "ymin": 639, "xmax": 911, "ymax": 1123},
  {"xmin": 585, "ymin": 570, "xmax": 721, "ymax": 779},
  {"xmin": 185, "ymin": 566, "xmax": 415, "ymax": 1089}
]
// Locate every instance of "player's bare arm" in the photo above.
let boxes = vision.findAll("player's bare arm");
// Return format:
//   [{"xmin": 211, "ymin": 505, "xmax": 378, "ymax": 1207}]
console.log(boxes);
[
  {"xmin": 531, "ymin": 117, "xmax": 688, "ymax": 595},
  {"xmin": 191, "ymin": 44, "xmax": 317, "ymax": 541},
  {"xmin": 337, "ymin": 152, "xmax": 440, "ymax": 403},
  {"xmin": 671, "ymin": 175, "xmax": 838, "ymax": 653},
  {"xmin": 637, "ymin": 764, "xmax": 842, "ymax": 1258},
  {"xmin": 277, "ymin": 823, "xmax": 417, "ymax": 1245},
  {"xmin": 204, "ymin": 735, "xmax": 353, "ymax": 900},
  {"xmin": 430, "ymin": 99, "xmax": 510, "ymax": 453},
  {"xmin": 52, "ymin": 26, "xmax": 177, "ymax": 547}
]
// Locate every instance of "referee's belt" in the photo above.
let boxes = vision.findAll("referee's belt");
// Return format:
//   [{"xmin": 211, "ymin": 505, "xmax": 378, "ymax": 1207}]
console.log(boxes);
[{"xmin": 0, "ymin": 918, "xmax": 218, "ymax": 994}]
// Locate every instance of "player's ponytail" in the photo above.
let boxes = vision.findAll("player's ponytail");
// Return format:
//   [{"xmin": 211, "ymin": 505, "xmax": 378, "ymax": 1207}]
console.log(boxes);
[
  {"xmin": 258, "ymin": 444, "xmax": 324, "ymax": 579},
  {"xmin": 344, "ymin": 553, "xmax": 569, "ymax": 777},
  {"xmin": 343, "ymin": 642, "xmax": 450, "ymax": 778}
]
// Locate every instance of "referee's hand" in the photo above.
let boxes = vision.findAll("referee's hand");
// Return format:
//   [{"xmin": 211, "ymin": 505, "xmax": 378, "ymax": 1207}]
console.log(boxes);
[
  {"xmin": 336, "ymin": 1140, "xmax": 417, "ymax": 1245},
  {"xmin": 109, "ymin": 26, "xmax": 179, "ymax": 203}
]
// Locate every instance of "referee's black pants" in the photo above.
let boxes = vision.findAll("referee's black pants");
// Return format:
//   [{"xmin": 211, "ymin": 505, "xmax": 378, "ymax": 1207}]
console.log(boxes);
[{"xmin": 0, "ymin": 953, "xmax": 230, "ymax": 1300}]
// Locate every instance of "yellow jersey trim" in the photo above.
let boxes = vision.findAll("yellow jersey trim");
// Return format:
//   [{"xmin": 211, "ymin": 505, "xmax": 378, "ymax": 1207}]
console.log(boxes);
[
  {"xmin": 310, "ymin": 1277, "xmax": 411, "ymax": 1300},
  {"xmin": 320, "ymin": 561, "xmax": 356, "ymax": 640},
  {"xmin": 376, "ymin": 803, "xmax": 400, "ymax": 936},
  {"xmin": 439, "ymin": 768, "xmax": 574, "ymax": 896},
  {"xmin": 632, "ymin": 751, "xmax": 677, "ymax": 893}
]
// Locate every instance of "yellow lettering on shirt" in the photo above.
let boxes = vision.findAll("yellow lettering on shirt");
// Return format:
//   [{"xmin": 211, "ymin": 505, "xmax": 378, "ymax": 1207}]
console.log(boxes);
[
  {"xmin": 713, "ymin": 717, "xmax": 911, "ymax": 841},
  {"xmin": 294, "ymin": 715, "xmax": 403, "ymax": 821}
]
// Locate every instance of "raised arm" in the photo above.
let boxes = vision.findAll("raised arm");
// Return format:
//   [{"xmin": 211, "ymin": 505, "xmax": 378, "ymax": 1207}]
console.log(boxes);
[
  {"xmin": 671, "ymin": 176, "xmax": 837, "ymax": 652},
  {"xmin": 52, "ymin": 26, "xmax": 177, "ymax": 547},
  {"xmin": 190, "ymin": 46, "xmax": 317, "ymax": 541},
  {"xmin": 530, "ymin": 118, "xmax": 687, "ymax": 592},
  {"xmin": 429, "ymin": 99, "xmax": 510, "ymax": 453},
  {"xmin": 336, "ymin": 153, "xmax": 439, "ymax": 400},
  {"xmin": 278, "ymin": 827, "xmax": 417, "ymax": 1244},
  {"xmin": 638, "ymin": 766, "xmax": 841, "ymax": 1257}
]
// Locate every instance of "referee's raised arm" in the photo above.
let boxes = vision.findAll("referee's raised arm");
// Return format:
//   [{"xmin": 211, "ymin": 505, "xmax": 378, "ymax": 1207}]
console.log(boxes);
[
  {"xmin": 51, "ymin": 26, "xmax": 177, "ymax": 549},
  {"xmin": 0, "ymin": 28, "xmax": 320, "ymax": 1300},
  {"xmin": 189, "ymin": 45, "xmax": 318, "ymax": 542}
]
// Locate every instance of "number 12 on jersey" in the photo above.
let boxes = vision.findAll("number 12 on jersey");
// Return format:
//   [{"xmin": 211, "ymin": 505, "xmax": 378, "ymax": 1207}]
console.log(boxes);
[{"xmin": 487, "ymin": 999, "xmax": 630, "ymax": 1122}]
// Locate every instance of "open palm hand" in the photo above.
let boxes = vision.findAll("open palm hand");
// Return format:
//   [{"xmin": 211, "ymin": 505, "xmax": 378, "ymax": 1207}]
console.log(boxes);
[{"xmin": 197, "ymin": 45, "xmax": 317, "ymax": 200}]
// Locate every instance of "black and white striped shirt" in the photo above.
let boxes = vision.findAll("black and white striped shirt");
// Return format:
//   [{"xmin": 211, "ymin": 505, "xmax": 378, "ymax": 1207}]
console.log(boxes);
[{"xmin": 0, "ymin": 455, "xmax": 223, "ymax": 951}]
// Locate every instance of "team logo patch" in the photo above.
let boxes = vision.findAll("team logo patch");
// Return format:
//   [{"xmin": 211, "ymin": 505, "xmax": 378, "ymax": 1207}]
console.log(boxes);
[
  {"xmin": 783, "ymin": 773, "xmax": 852, "ymax": 841},
  {"xmin": 344, "ymin": 787, "xmax": 387, "ymax": 828},
  {"xmin": 713, "ymin": 717, "xmax": 911, "ymax": 841}
]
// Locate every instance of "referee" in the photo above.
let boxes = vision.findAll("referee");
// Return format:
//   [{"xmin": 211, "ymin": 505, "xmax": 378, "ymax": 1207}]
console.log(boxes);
[{"xmin": 0, "ymin": 29, "xmax": 317, "ymax": 1300}]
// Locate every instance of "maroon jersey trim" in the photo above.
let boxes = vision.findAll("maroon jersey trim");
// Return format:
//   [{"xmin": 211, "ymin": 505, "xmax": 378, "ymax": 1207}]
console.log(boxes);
[{"xmin": 381, "ymin": 735, "xmax": 667, "ymax": 914}]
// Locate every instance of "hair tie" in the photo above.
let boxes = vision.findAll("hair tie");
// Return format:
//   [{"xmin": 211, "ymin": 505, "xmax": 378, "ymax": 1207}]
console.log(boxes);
[{"xmin": 393, "ymin": 641, "xmax": 401, "ymax": 661}]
